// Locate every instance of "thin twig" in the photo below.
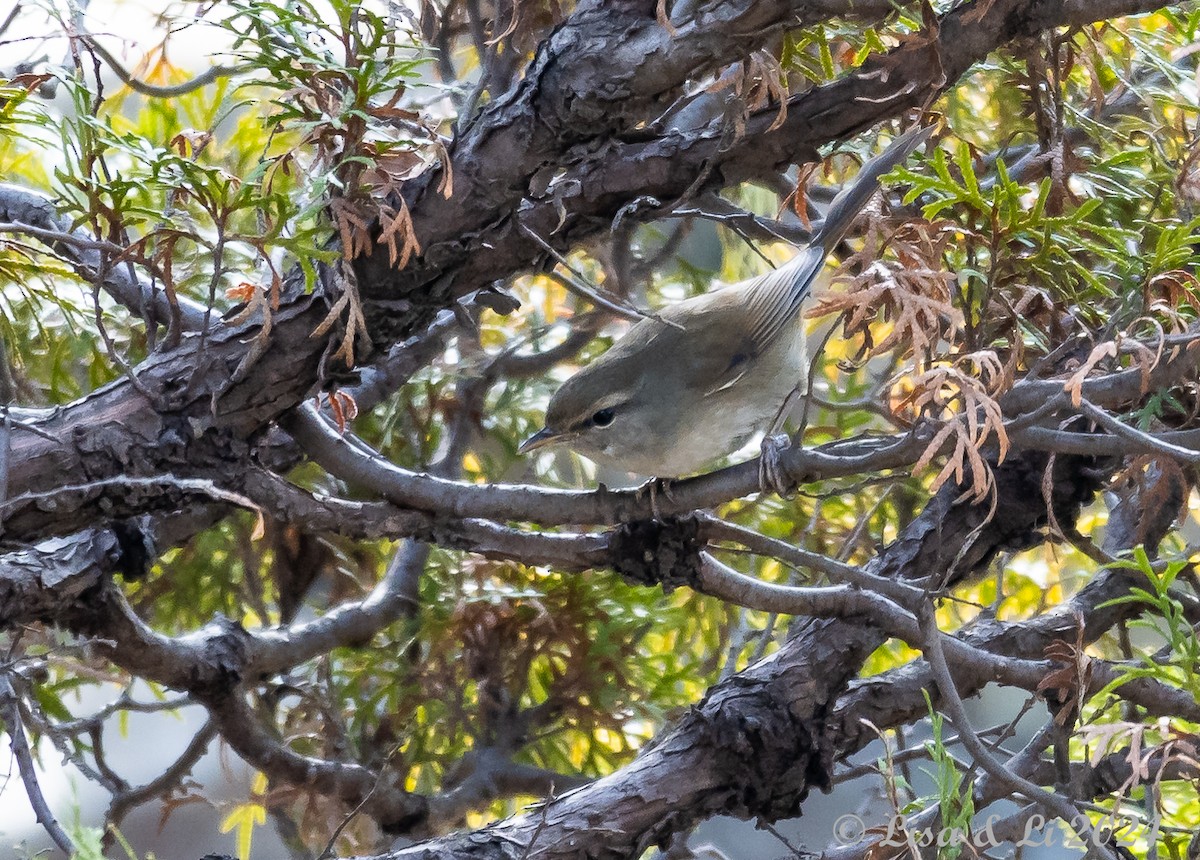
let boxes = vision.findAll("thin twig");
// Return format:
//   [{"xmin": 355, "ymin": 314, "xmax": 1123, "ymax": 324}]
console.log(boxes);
[
  {"xmin": 520, "ymin": 222, "xmax": 673, "ymax": 326},
  {"xmin": 108, "ymin": 719, "xmax": 217, "ymax": 829},
  {"xmin": 699, "ymin": 514, "xmax": 926, "ymax": 606},
  {"xmin": 915, "ymin": 603, "xmax": 1120, "ymax": 860},
  {"xmin": 1078, "ymin": 397, "xmax": 1200, "ymax": 463},
  {"xmin": 0, "ymin": 673, "xmax": 76, "ymax": 856},
  {"xmin": 80, "ymin": 35, "xmax": 240, "ymax": 97}
]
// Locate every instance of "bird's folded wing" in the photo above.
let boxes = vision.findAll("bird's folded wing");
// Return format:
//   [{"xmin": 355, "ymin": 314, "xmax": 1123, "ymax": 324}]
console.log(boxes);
[{"xmin": 740, "ymin": 245, "xmax": 826, "ymax": 357}]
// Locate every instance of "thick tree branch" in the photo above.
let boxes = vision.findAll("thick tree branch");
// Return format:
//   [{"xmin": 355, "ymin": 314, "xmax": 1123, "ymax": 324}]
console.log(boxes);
[
  {"xmin": 360, "ymin": 0, "xmax": 1175, "ymax": 325},
  {"xmin": 355, "ymin": 448, "xmax": 1113, "ymax": 859},
  {"xmin": 2, "ymin": 0, "xmax": 1185, "ymax": 551}
]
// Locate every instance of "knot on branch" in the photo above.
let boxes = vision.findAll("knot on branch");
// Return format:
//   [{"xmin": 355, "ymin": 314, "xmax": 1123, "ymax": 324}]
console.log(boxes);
[
  {"xmin": 189, "ymin": 616, "xmax": 252, "ymax": 699},
  {"xmin": 690, "ymin": 681, "xmax": 830, "ymax": 821},
  {"xmin": 609, "ymin": 516, "xmax": 701, "ymax": 591},
  {"xmin": 886, "ymin": 449, "xmax": 1117, "ymax": 587},
  {"xmin": 991, "ymin": 449, "xmax": 1114, "ymax": 555}
]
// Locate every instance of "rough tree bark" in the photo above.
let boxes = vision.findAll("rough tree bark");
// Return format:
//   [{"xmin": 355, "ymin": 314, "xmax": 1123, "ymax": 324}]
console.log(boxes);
[{"xmin": 2, "ymin": 0, "xmax": 1196, "ymax": 858}]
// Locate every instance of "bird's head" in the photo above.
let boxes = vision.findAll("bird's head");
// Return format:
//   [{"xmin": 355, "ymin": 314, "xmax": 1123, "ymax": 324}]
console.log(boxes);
[{"xmin": 519, "ymin": 360, "xmax": 636, "ymax": 467}]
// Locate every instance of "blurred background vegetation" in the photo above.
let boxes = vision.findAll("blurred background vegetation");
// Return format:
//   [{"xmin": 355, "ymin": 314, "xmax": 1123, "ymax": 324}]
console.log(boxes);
[{"xmin": 5, "ymin": 1, "xmax": 1200, "ymax": 857}]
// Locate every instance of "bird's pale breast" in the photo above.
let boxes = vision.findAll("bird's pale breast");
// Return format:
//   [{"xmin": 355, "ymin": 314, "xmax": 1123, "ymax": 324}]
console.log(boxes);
[{"xmin": 617, "ymin": 319, "xmax": 808, "ymax": 477}]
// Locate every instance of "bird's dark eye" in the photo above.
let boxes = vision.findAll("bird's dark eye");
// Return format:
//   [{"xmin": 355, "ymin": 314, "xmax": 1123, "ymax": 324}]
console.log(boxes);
[{"xmin": 591, "ymin": 408, "xmax": 615, "ymax": 427}]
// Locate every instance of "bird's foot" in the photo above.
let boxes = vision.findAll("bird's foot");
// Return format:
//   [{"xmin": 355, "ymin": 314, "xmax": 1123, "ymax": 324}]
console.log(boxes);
[
  {"xmin": 635, "ymin": 476, "xmax": 675, "ymax": 520},
  {"xmin": 759, "ymin": 434, "xmax": 797, "ymax": 497}
]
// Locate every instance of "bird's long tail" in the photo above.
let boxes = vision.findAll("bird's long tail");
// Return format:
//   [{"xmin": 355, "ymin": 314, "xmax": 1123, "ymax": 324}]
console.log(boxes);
[
  {"xmin": 735, "ymin": 124, "xmax": 932, "ymax": 354},
  {"xmin": 812, "ymin": 124, "xmax": 934, "ymax": 255}
]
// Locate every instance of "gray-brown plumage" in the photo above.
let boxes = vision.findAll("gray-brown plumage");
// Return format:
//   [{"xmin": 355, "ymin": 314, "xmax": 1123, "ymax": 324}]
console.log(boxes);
[{"xmin": 522, "ymin": 126, "xmax": 931, "ymax": 478}]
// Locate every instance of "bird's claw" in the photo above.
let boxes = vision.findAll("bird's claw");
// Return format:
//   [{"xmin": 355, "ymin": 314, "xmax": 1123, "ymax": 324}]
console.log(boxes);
[{"xmin": 759, "ymin": 434, "xmax": 796, "ymax": 497}]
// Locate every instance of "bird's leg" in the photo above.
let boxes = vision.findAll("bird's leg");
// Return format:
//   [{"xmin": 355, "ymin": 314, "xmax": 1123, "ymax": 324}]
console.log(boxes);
[
  {"xmin": 760, "ymin": 384, "xmax": 804, "ymax": 497},
  {"xmin": 635, "ymin": 476, "xmax": 676, "ymax": 520}
]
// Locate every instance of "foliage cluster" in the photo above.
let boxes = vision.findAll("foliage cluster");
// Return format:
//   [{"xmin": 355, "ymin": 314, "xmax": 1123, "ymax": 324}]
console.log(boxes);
[{"xmin": 4, "ymin": 1, "xmax": 1200, "ymax": 857}]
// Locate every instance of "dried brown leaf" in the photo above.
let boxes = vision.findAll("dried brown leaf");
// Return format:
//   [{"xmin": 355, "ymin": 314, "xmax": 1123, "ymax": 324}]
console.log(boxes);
[
  {"xmin": 1038, "ymin": 612, "xmax": 1091, "ymax": 726},
  {"xmin": 899, "ymin": 358, "xmax": 1009, "ymax": 501},
  {"xmin": 655, "ymin": 0, "xmax": 678, "ymax": 37},
  {"xmin": 809, "ymin": 220, "xmax": 962, "ymax": 362},
  {"xmin": 1063, "ymin": 341, "xmax": 1117, "ymax": 407}
]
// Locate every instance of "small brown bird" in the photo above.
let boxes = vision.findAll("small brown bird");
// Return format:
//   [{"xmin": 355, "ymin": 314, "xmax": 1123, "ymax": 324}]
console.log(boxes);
[{"xmin": 522, "ymin": 126, "xmax": 931, "ymax": 480}]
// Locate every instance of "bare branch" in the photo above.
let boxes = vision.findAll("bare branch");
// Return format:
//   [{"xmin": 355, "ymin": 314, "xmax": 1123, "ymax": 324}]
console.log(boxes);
[
  {"xmin": 0, "ymin": 673, "xmax": 76, "ymax": 856},
  {"xmin": 79, "ymin": 34, "xmax": 240, "ymax": 97},
  {"xmin": 915, "ymin": 604, "xmax": 1117, "ymax": 859}
]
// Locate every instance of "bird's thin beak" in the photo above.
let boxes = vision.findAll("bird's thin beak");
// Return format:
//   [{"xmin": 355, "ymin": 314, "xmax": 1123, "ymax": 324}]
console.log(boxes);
[{"xmin": 519, "ymin": 427, "xmax": 563, "ymax": 454}]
